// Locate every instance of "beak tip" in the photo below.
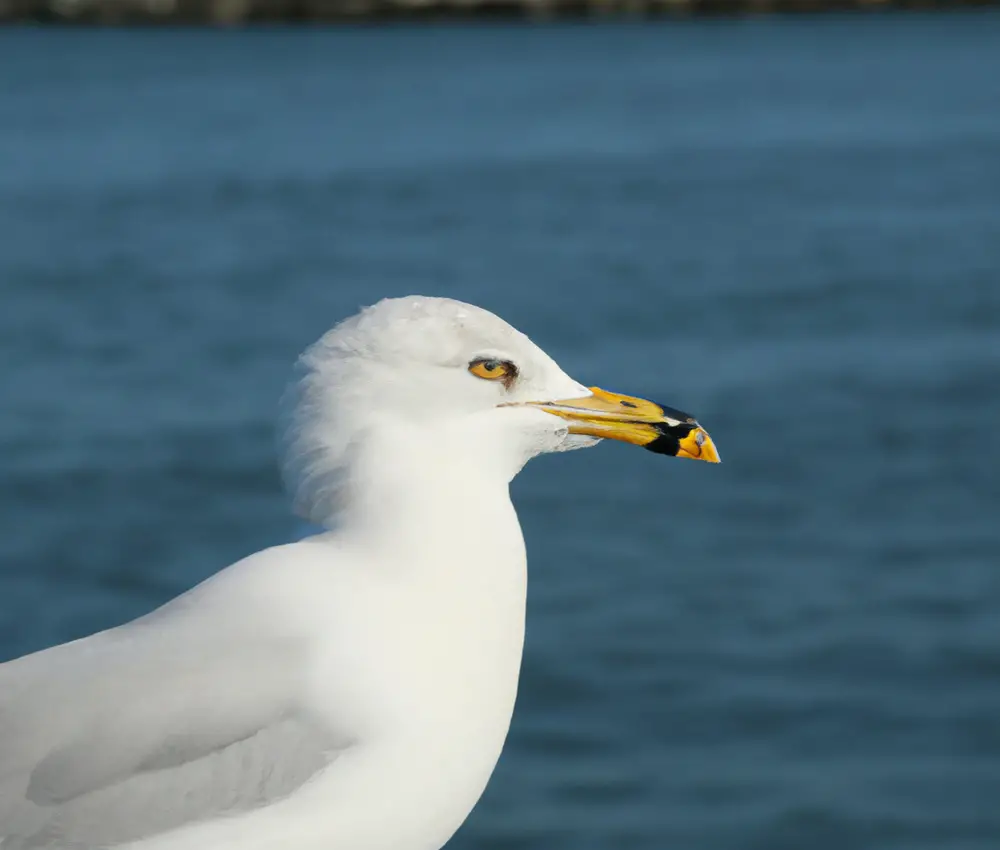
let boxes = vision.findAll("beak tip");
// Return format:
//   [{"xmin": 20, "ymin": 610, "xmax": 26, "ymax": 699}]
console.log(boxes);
[{"xmin": 672, "ymin": 426, "xmax": 720, "ymax": 464}]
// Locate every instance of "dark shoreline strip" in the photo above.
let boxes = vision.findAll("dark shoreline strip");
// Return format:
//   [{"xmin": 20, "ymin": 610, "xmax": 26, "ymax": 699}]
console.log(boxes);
[{"xmin": 1, "ymin": 0, "xmax": 996, "ymax": 25}]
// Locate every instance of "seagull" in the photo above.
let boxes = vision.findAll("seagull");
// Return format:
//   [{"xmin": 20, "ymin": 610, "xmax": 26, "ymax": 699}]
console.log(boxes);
[{"xmin": 0, "ymin": 296, "xmax": 719, "ymax": 850}]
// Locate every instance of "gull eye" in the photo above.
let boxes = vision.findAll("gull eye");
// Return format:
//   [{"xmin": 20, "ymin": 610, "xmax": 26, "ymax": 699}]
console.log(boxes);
[{"xmin": 468, "ymin": 358, "xmax": 517, "ymax": 384}]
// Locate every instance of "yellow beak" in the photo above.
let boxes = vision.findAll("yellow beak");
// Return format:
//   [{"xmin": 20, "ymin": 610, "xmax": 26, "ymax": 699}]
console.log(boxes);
[{"xmin": 528, "ymin": 387, "xmax": 720, "ymax": 462}]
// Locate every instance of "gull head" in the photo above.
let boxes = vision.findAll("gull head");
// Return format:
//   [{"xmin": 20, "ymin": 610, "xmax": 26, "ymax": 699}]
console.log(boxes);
[{"xmin": 283, "ymin": 296, "xmax": 718, "ymax": 524}]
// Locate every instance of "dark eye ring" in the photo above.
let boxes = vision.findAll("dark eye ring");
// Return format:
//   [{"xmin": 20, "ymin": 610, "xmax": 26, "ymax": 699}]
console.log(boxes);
[{"xmin": 468, "ymin": 358, "xmax": 518, "ymax": 387}]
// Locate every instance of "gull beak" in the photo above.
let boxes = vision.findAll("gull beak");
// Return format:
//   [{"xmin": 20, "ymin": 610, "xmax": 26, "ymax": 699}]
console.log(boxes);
[{"xmin": 528, "ymin": 387, "xmax": 720, "ymax": 462}]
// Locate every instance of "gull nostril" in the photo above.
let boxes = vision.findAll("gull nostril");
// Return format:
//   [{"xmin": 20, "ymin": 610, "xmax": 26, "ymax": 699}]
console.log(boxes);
[{"xmin": 620, "ymin": 401, "xmax": 638, "ymax": 409}]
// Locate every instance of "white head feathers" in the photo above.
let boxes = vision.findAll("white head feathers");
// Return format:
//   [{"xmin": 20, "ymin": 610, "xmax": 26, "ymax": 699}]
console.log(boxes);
[{"xmin": 281, "ymin": 296, "xmax": 591, "ymax": 526}]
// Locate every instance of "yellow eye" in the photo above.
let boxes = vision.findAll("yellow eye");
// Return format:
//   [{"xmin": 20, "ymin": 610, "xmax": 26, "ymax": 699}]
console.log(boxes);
[{"xmin": 469, "ymin": 358, "xmax": 513, "ymax": 382}]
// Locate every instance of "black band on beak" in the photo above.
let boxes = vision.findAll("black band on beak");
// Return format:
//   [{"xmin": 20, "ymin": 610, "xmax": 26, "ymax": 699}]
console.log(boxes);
[{"xmin": 644, "ymin": 421, "xmax": 696, "ymax": 456}]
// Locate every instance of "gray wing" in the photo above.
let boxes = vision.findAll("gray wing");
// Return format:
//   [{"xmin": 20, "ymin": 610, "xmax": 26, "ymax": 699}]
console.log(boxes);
[{"xmin": 0, "ymin": 598, "xmax": 341, "ymax": 849}]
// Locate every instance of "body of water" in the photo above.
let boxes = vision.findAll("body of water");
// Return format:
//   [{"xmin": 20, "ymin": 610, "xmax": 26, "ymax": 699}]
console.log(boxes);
[{"xmin": 1, "ymin": 14, "xmax": 999, "ymax": 850}]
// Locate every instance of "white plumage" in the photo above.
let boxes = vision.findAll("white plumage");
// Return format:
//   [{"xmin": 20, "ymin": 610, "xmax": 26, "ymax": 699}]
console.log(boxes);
[{"xmin": 0, "ymin": 296, "xmax": 717, "ymax": 850}]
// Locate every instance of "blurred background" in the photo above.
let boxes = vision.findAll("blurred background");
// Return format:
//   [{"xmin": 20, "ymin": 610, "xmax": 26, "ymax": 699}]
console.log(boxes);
[{"xmin": 2, "ymin": 9, "xmax": 999, "ymax": 850}]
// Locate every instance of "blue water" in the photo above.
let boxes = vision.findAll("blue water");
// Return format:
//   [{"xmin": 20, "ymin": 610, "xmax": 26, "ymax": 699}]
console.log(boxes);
[{"xmin": 2, "ymin": 13, "xmax": 1000, "ymax": 850}]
